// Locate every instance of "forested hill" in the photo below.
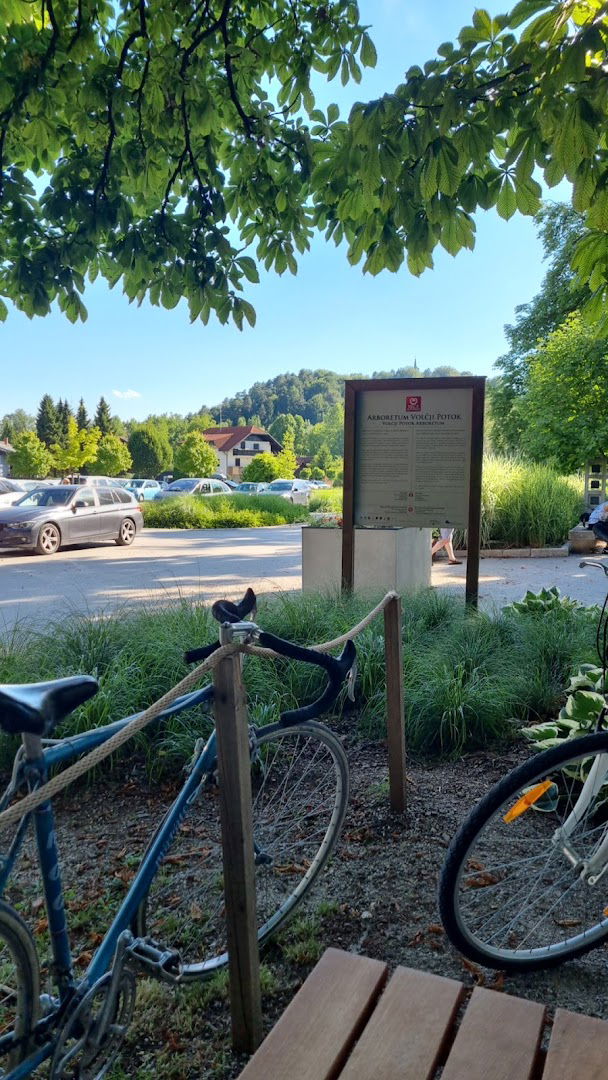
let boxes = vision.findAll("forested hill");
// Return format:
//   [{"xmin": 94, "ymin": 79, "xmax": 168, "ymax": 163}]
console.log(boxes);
[{"xmin": 207, "ymin": 365, "xmax": 474, "ymax": 428}]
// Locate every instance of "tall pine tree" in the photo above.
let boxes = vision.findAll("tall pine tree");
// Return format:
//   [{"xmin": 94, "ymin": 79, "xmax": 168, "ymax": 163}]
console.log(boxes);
[
  {"xmin": 56, "ymin": 399, "xmax": 73, "ymax": 445},
  {"xmin": 94, "ymin": 397, "xmax": 112, "ymax": 435},
  {"xmin": 76, "ymin": 398, "xmax": 89, "ymax": 429},
  {"xmin": 36, "ymin": 395, "xmax": 60, "ymax": 448}
]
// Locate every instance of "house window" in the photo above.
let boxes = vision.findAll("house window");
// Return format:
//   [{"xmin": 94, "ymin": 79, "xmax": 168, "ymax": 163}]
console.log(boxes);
[
  {"xmin": 253, "ymin": 442, "xmax": 259, "ymax": 450},
  {"xmin": 240, "ymin": 442, "xmax": 246, "ymax": 449},
  {"xmin": 235, "ymin": 458, "xmax": 241, "ymax": 467}
]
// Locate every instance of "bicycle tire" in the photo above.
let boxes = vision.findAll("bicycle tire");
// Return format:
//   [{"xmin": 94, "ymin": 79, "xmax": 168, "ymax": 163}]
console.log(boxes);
[
  {"xmin": 439, "ymin": 731, "xmax": 608, "ymax": 972},
  {"xmin": 134, "ymin": 720, "xmax": 349, "ymax": 980},
  {"xmin": 0, "ymin": 899, "xmax": 40, "ymax": 1073}
]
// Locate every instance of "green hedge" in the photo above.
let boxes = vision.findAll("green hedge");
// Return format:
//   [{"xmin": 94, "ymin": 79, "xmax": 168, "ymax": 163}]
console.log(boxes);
[{"xmin": 142, "ymin": 494, "xmax": 310, "ymax": 529}]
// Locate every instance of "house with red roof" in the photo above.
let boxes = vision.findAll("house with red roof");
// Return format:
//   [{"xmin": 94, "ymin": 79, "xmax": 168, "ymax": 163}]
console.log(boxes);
[{"xmin": 202, "ymin": 426, "xmax": 282, "ymax": 479}]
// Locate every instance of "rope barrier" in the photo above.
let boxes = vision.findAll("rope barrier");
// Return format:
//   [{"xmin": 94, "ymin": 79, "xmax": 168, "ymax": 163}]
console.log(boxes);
[{"xmin": 0, "ymin": 591, "xmax": 397, "ymax": 833}]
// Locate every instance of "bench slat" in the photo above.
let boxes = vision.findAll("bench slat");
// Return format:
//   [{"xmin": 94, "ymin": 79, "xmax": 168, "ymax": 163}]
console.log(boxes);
[
  {"xmin": 542, "ymin": 1007, "xmax": 608, "ymax": 1079},
  {"xmin": 238, "ymin": 948, "xmax": 387, "ymax": 1080},
  {"xmin": 339, "ymin": 965, "xmax": 464, "ymax": 1080},
  {"xmin": 441, "ymin": 986, "xmax": 545, "ymax": 1080}
]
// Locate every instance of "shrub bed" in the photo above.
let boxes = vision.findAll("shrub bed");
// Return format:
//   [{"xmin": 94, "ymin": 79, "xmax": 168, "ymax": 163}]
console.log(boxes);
[
  {"xmin": 311, "ymin": 458, "xmax": 584, "ymax": 548},
  {"xmin": 142, "ymin": 494, "xmax": 310, "ymax": 529},
  {"xmin": 0, "ymin": 590, "xmax": 597, "ymax": 771}
]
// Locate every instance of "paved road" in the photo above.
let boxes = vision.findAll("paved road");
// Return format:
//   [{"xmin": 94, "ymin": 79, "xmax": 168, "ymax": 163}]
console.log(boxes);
[
  {"xmin": 0, "ymin": 527, "xmax": 302, "ymax": 633},
  {"xmin": 0, "ymin": 527, "xmax": 605, "ymax": 632}
]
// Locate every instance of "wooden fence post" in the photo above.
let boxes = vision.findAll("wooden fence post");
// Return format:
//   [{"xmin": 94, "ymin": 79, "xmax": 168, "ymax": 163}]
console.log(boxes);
[
  {"xmin": 213, "ymin": 651, "xmax": 263, "ymax": 1054},
  {"xmin": 383, "ymin": 595, "xmax": 406, "ymax": 813}
]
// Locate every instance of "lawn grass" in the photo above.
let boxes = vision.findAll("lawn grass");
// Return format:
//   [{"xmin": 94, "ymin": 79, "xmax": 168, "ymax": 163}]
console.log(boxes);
[{"xmin": 0, "ymin": 590, "xmax": 598, "ymax": 767}]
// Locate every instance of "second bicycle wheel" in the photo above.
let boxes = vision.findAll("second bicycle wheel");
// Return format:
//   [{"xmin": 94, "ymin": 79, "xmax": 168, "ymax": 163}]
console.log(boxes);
[
  {"xmin": 135, "ymin": 720, "xmax": 349, "ymax": 979},
  {"xmin": 0, "ymin": 899, "xmax": 40, "ymax": 1074},
  {"xmin": 440, "ymin": 731, "xmax": 608, "ymax": 972}
]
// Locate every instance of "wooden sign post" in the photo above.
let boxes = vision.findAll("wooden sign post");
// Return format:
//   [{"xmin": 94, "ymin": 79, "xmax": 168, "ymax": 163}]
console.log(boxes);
[
  {"xmin": 342, "ymin": 377, "xmax": 485, "ymax": 608},
  {"xmin": 213, "ymin": 651, "xmax": 263, "ymax": 1054}
]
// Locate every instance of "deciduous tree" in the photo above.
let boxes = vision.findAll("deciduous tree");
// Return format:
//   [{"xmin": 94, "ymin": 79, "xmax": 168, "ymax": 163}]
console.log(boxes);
[
  {"xmin": 518, "ymin": 313, "xmax": 608, "ymax": 472},
  {"xmin": 93, "ymin": 433, "xmax": 132, "ymax": 476},
  {"xmin": 241, "ymin": 454, "xmax": 280, "ymax": 483},
  {"xmin": 128, "ymin": 425, "xmax": 173, "ymax": 478},
  {"xmin": 51, "ymin": 418, "xmax": 100, "ymax": 477},
  {"xmin": 173, "ymin": 431, "xmax": 218, "ymax": 478},
  {"xmin": 11, "ymin": 430, "xmax": 53, "ymax": 478},
  {"xmin": 2, "ymin": 3, "xmax": 607, "ymax": 326}
]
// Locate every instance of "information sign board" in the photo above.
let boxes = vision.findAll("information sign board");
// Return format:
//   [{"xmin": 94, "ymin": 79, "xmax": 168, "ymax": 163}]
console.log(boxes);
[
  {"xmin": 354, "ymin": 386, "xmax": 473, "ymax": 528},
  {"xmin": 342, "ymin": 377, "xmax": 485, "ymax": 606}
]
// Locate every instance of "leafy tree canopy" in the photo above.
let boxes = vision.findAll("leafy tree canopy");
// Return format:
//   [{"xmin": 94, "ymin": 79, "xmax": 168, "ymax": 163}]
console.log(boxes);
[
  {"xmin": 128, "ymin": 423, "xmax": 173, "ymax": 477},
  {"xmin": 241, "ymin": 453, "xmax": 280, "ymax": 483},
  {"xmin": 93, "ymin": 431, "xmax": 132, "ymax": 475},
  {"xmin": 2, "ymin": 2, "xmax": 608, "ymax": 326},
  {"xmin": 10, "ymin": 429, "xmax": 53, "ymax": 477},
  {"xmin": 517, "ymin": 312, "xmax": 608, "ymax": 472},
  {"xmin": 1, "ymin": 408, "xmax": 34, "ymax": 441},
  {"xmin": 51, "ymin": 417, "xmax": 100, "ymax": 475},
  {"xmin": 173, "ymin": 430, "xmax": 218, "ymax": 478}
]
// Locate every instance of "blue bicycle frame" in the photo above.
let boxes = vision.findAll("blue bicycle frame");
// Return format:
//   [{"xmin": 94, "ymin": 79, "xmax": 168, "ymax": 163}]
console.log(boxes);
[{"xmin": 0, "ymin": 683, "xmax": 216, "ymax": 1078}]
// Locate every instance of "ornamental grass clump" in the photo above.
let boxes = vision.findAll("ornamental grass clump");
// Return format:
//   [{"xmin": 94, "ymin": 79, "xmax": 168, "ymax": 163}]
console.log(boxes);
[{"xmin": 480, "ymin": 456, "xmax": 583, "ymax": 549}]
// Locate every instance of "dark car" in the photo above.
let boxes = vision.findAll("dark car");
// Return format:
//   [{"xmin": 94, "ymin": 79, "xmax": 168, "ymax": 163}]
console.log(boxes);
[{"xmin": 0, "ymin": 485, "xmax": 143, "ymax": 555}]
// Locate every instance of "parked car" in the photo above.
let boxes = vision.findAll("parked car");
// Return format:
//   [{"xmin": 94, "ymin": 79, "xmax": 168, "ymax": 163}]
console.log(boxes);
[
  {"xmin": 66, "ymin": 475, "xmax": 124, "ymax": 488},
  {"xmin": 8, "ymin": 480, "xmax": 53, "ymax": 493},
  {"xmin": 0, "ymin": 478, "xmax": 26, "ymax": 506},
  {"xmin": 234, "ymin": 482, "xmax": 268, "ymax": 495},
  {"xmin": 154, "ymin": 478, "xmax": 233, "ymax": 500},
  {"xmin": 0, "ymin": 485, "xmax": 142, "ymax": 555},
  {"xmin": 259, "ymin": 479, "xmax": 311, "ymax": 505},
  {"xmin": 124, "ymin": 478, "xmax": 162, "ymax": 501},
  {"xmin": 212, "ymin": 473, "xmax": 238, "ymax": 490}
]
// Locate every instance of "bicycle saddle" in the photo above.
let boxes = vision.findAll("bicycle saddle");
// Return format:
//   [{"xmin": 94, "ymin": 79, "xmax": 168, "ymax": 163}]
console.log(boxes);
[{"xmin": 0, "ymin": 676, "xmax": 99, "ymax": 737}]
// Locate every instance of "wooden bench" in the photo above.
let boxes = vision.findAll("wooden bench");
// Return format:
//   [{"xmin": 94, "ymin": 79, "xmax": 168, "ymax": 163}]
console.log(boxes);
[{"xmin": 238, "ymin": 947, "xmax": 608, "ymax": 1080}]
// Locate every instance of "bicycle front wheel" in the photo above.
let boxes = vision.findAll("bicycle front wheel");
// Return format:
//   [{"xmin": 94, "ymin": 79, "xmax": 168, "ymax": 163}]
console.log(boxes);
[
  {"xmin": 0, "ymin": 899, "xmax": 40, "ymax": 1073},
  {"xmin": 135, "ymin": 720, "xmax": 349, "ymax": 979},
  {"xmin": 440, "ymin": 732, "xmax": 608, "ymax": 972}
]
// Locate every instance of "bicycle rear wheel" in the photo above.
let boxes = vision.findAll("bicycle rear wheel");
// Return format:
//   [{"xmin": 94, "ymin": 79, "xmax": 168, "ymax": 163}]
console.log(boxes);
[
  {"xmin": 0, "ymin": 899, "xmax": 40, "ymax": 1074},
  {"xmin": 440, "ymin": 732, "xmax": 608, "ymax": 971},
  {"xmin": 135, "ymin": 720, "xmax": 349, "ymax": 979}
]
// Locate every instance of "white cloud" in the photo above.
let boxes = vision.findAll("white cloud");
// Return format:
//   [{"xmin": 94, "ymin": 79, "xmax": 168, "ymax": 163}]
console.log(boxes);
[{"xmin": 112, "ymin": 389, "xmax": 141, "ymax": 400}]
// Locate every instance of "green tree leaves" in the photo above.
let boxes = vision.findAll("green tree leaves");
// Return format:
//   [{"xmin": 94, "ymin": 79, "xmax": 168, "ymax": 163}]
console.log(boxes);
[
  {"xmin": 1, "ymin": 2, "xmax": 608, "ymax": 326},
  {"xmin": 173, "ymin": 431, "xmax": 219, "ymax": 479}
]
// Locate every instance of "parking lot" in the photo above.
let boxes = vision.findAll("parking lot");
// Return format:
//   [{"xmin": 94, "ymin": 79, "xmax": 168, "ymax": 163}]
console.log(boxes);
[
  {"xmin": 1, "ymin": 526, "xmax": 606, "ymax": 633},
  {"xmin": 0, "ymin": 526, "xmax": 302, "ymax": 632}
]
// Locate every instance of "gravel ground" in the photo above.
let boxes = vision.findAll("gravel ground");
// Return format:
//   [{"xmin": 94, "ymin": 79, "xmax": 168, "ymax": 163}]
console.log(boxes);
[{"xmin": 7, "ymin": 723, "xmax": 608, "ymax": 1078}]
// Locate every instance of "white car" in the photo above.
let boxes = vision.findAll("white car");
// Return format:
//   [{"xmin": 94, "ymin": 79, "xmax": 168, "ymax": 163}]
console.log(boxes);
[
  {"xmin": 155, "ymin": 478, "xmax": 233, "ymax": 500},
  {"xmin": 0, "ymin": 478, "xmax": 26, "ymax": 506},
  {"xmin": 260, "ymin": 479, "xmax": 311, "ymax": 505}
]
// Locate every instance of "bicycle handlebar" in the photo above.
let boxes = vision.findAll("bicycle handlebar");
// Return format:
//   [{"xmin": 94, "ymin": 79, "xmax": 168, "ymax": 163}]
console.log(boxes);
[
  {"xmin": 183, "ymin": 589, "xmax": 357, "ymax": 724},
  {"xmin": 579, "ymin": 559, "xmax": 608, "ymax": 577},
  {"xmin": 258, "ymin": 632, "xmax": 356, "ymax": 726},
  {"xmin": 183, "ymin": 589, "xmax": 257, "ymax": 663}
]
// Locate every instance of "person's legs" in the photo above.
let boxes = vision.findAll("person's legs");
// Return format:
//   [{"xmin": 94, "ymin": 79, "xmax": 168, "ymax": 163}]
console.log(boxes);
[
  {"xmin": 444, "ymin": 532, "xmax": 462, "ymax": 565},
  {"xmin": 592, "ymin": 521, "xmax": 608, "ymax": 543}
]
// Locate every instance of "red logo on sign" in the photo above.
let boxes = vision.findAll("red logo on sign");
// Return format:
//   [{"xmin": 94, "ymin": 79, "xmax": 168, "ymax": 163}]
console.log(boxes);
[{"xmin": 406, "ymin": 396, "xmax": 422, "ymax": 412}]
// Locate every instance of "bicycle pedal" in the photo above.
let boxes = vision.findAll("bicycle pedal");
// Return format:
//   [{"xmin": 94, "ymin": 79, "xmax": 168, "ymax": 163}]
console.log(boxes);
[{"xmin": 129, "ymin": 937, "xmax": 183, "ymax": 982}]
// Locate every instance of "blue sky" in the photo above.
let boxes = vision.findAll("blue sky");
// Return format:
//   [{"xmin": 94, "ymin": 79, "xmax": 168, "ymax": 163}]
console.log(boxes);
[{"xmin": 2, "ymin": 1, "xmax": 556, "ymax": 421}]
